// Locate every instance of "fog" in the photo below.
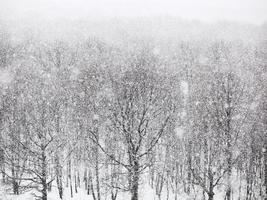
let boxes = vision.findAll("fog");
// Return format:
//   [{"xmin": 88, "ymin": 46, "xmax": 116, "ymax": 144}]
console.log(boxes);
[{"xmin": 1, "ymin": 0, "xmax": 267, "ymax": 24}]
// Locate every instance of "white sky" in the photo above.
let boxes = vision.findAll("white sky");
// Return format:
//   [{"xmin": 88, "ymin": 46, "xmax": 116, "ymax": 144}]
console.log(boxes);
[{"xmin": 0, "ymin": 0, "xmax": 267, "ymax": 24}]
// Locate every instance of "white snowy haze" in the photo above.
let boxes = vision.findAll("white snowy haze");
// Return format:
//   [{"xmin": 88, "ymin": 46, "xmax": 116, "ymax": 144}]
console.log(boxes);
[{"xmin": 0, "ymin": 0, "xmax": 267, "ymax": 24}]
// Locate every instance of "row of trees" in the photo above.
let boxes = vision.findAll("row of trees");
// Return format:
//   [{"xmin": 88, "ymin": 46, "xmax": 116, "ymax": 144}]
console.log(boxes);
[{"xmin": 0, "ymin": 30, "xmax": 266, "ymax": 200}]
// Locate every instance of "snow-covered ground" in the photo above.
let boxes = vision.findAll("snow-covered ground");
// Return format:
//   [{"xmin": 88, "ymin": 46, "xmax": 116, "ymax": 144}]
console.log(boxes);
[{"xmin": 0, "ymin": 182, "xmax": 228, "ymax": 200}]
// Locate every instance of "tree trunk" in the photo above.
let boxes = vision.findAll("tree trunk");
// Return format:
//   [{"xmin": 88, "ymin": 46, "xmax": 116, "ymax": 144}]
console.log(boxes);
[
  {"xmin": 41, "ymin": 146, "xmax": 47, "ymax": 200},
  {"xmin": 131, "ymin": 160, "xmax": 139, "ymax": 200},
  {"xmin": 55, "ymin": 155, "xmax": 63, "ymax": 199},
  {"xmin": 111, "ymin": 189, "xmax": 118, "ymax": 200},
  {"xmin": 187, "ymin": 140, "xmax": 192, "ymax": 194},
  {"xmin": 84, "ymin": 168, "xmax": 88, "ymax": 191},
  {"xmin": 68, "ymin": 159, "xmax": 73, "ymax": 198},
  {"xmin": 149, "ymin": 166, "xmax": 155, "ymax": 188},
  {"xmin": 75, "ymin": 171, "xmax": 78, "ymax": 193},
  {"xmin": 156, "ymin": 172, "xmax": 164, "ymax": 200},
  {"xmin": 90, "ymin": 171, "xmax": 97, "ymax": 200},
  {"xmin": 226, "ymin": 154, "xmax": 232, "ymax": 200},
  {"xmin": 166, "ymin": 172, "xmax": 169, "ymax": 200},
  {"xmin": 0, "ymin": 148, "xmax": 5, "ymax": 184},
  {"xmin": 225, "ymin": 111, "xmax": 232, "ymax": 200},
  {"xmin": 208, "ymin": 192, "xmax": 214, "ymax": 200},
  {"xmin": 207, "ymin": 165, "xmax": 214, "ymax": 200},
  {"xmin": 11, "ymin": 159, "xmax": 19, "ymax": 195},
  {"xmin": 77, "ymin": 172, "xmax": 80, "ymax": 188},
  {"xmin": 208, "ymin": 176, "xmax": 214, "ymax": 200},
  {"xmin": 95, "ymin": 147, "xmax": 101, "ymax": 200},
  {"xmin": 264, "ymin": 144, "xmax": 267, "ymax": 200}
]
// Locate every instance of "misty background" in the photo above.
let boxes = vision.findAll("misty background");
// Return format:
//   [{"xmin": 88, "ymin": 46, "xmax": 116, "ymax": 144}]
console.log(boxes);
[
  {"xmin": 0, "ymin": 0, "xmax": 267, "ymax": 46},
  {"xmin": 1, "ymin": 0, "xmax": 267, "ymax": 23}
]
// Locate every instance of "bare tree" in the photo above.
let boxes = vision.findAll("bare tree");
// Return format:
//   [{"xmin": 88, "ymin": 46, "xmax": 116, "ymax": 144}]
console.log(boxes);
[{"xmin": 88, "ymin": 51, "xmax": 178, "ymax": 200}]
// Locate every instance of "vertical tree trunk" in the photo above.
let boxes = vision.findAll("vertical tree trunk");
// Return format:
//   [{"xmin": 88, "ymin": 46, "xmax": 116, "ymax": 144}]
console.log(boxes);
[
  {"xmin": 74, "ymin": 171, "xmax": 78, "ymax": 193},
  {"xmin": 84, "ymin": 168, "xmax": 88, "ymax": 191},
  {"xmin": 66, "ymin": 166, "xmax": 69, "ymax": 188},
  {"xmin": 95, "ymin": 146, "xmax": 101, "ymax": 200},
  {"xmin": 11, "ymin": 157, "xmax": 19, "ymax": 195},
  {"xmin": 77, "ymin": 172, "xmax": 80, "ymax": 188},
  {"xmin": 149, "ymin": 166, "xmax": 155, "ymax": 188},
  {"xmin": 226, "ymin": 146, "xmax": 232, "ymax": 200},
  {"xmin": 166, "ymin": 172, "xmax": 169, "ymax": 200},
  {"xmin": 131, "ymin": 160, "xmax": 139, "ymax": 200},
  {"xmin": 90, "ymin": 171, "xmax": 96, "ymax": 200},
  {"xmin": 225, "ymin": 75, "xmax": 233, "ymax": 200},
  {"xmin": 68, "ymin": 159, "xmax": 73, "ymax": 198},
  {"xmin": 208, "ymin": 192, "xmax": 214, "ymax": 200},
  {"xmin": 0, "ymin": 148, "xmax": 5, "ymax": 184},
  {"xmin": 2, "ymin": 163, "xmax": 5, "ymax": 184},
  {"xmin": 110, "ymin": 159, "xmax": 118, "ymax": 200},
  {"xmin": 187, "ymin": 143, "xmax": 192, "ymax": 194},
  {"xmin": 41, "ymin": 146, "xmax": 47, "ymax": 200},
  {"xmin": 225, "ymin": 102, "xmax": 232, "ymax": 200},
  {"xmin": 208, "ymin": 171, "xmax": 214, "ymax": 200},
  {"xmin": 156, "ymin": 172, "xmax": 164, "ymax": 200},
  {"xmin": 55, "ymin": 155, "xmax": 63, "ymax": 199},
  {"xmin": 264, "ymin": 144, "xmax": 267, "ymax": 200},
  {"xmin": 111, "ymin": 189, "xmax": 118, "ymax": 200},
  {"xmin": 238, "ymin": 170, "xmax": 242, "ymax": 200},
  {"xmin": 175, "ymin": 167, "xmax": 179, "ymax": 200},
  {"xmin": 87, "ymin": 169, "xmax": 91, "ymax": 195},
  {"xmin": 207, "ymin": 137, "xmax": 214, "ymax": 200}
]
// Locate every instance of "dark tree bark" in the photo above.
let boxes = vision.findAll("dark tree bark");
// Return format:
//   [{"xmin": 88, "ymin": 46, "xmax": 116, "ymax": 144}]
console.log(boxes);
[
  {"xmin": 264, "ymin": 144, "xmax": 267, "ymax": 200},
  {"xmin": 55, "ymin": 155, "xmax": 63, "ymax": 199},
  {"xmin": 41, "ymin": 145, "xmax": 47, "ymax": 200},
  {"xmin": 75, "ymin": 172, "xmax": 78, "ymax": 193},
  {"xmin": 68, "ymin": 159, "xmax": 73, "ymax": 198},
  {"xmin": 131, "ymin": 160, "xmax": 140, "ymax": 200},
  {"xmin": 208, "ymin": 170, "xmax": 214, "ymax": 200},
  {"xmin": 0, "ymin": 148, "xmax": 5, "ymax": 183},
  {"xmin": 95, "ymin": 135, "xmax": 101, "ymax": 200},
  {"xmin": 90, "ymin": 171, "xmax": 97, "ymax": 200},
  {"xmin": 11, "ymin": 158, "xmax": 19, "ymax": 195}
]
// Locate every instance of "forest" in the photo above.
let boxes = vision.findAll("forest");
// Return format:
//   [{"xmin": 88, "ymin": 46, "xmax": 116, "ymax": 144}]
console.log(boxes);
[{"xmin": 0, "ymin": 18, "xmax": 266, "ymax": 200}]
